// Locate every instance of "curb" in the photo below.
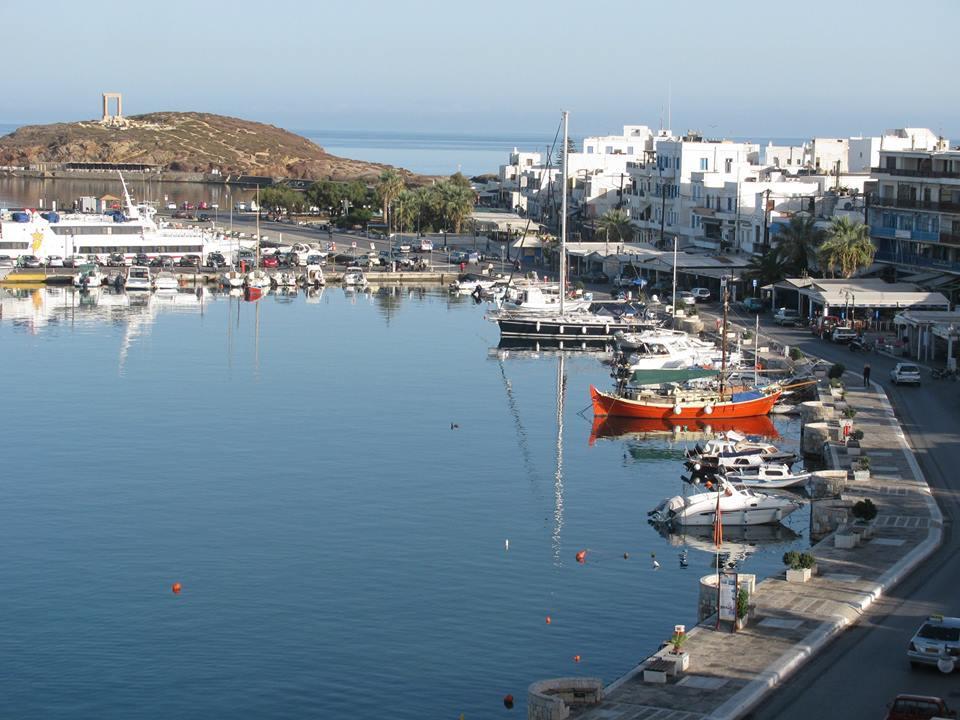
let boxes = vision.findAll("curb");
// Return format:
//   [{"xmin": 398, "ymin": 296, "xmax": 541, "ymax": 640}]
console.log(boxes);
[{"xmin": 703, "ymin": 377, "xmax": 943, "ymax": 720}]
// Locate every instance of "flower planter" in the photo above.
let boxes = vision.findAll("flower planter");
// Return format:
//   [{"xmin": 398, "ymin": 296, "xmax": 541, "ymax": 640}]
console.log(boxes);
[
  {"xmin": 736, "ymin": 613, "xmax": 749, "ymax": 630},
  {"xmin": 663, "ymin": 651, "xmax": 689, "ymax": 675},
  {"xmin": 835, "ymin": 532, "xmax": 859, "ymax": 549},
  {"xmin": 786, "ymin": 567, "xmax": 814, "ymax": 583},
  {"xmin": 830, "ymin": 388, "xmax": 844, "ymax": 401},
  {"xmin": 852, "ymin": 520, "xmax": 875, "ymax": 540},
  {"xmin": 853, "ymin": 469, "xmax": 871, "ymax": 482}
]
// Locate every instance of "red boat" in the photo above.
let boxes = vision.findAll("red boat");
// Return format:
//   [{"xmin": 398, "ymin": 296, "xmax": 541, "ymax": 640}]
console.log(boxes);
[
  {"xmin": 589, "ymin": 414, "xmax": 778, "ymax": 445},
  {"xmin": 590, "ymin": 384, "xmax": 781, "ymax": 420}
]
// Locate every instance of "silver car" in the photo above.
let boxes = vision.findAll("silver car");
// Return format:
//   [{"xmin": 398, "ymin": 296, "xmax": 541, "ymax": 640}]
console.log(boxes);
[
  {"xmin": 890, "ymin": 362, "xmax": 922, "ymax": 385},
  {"xmin": 908, "ymin": 615, "xmax": 960, "ymax": 670}
]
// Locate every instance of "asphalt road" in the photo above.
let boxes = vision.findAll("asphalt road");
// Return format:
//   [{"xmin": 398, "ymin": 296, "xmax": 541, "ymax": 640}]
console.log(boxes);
[{"xmin": 701, "ymin": 306, "xmax": 960, "ymax": 717}]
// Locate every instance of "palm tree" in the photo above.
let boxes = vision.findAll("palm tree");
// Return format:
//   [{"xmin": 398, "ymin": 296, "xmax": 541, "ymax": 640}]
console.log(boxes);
[
  {"xmin": 819, "ymin": 217, "xmax": 876, "ymax": 278},
  {"xmin": 745, "ymin": 250, "xmax": 784, "ymax": 287},
  {"xmin": 376, "ymin": 170, "xmax": 405, "ymax": 232},
  {"xmin": 597, "ymin": 209, "xmax": 633, "ymax": 248},
  {"xmin": 774, "ymin": 216, "xmax": 824, "ymax": 276}
]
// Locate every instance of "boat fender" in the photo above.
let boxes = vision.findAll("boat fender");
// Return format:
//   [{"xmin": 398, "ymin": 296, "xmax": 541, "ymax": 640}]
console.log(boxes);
[
  {"xmin": 704, "ymin": 404, "xmax": 714, "ymax": 415},
  {"xmin": 673, "ymin": 404, "xmax": 682, "ymax": 415}
]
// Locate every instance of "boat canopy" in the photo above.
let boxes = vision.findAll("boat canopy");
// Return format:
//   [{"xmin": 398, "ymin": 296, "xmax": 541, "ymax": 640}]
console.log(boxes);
[{"xmin": 630, "ymin": 367, "xmax": 719, "ymax": 386}]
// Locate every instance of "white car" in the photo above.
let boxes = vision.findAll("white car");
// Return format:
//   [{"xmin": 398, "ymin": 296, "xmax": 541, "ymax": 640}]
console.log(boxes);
[
  {"xmin": 677, "ymin": 291, "xmax": 696, "ymax": 306},
  {"xmin": 908, "ymin": 615, "xmax": 960, "ymax": 670},
  {"xmin": 46, "ymin": 255, "xmax": 64, "ymax": 267},
  {"xmin": 419, "ymin": 239, "xmax": 434, "ymax": 252},
  {"xmin": 890, "ymin": 362, "xmax": 921, "ymax": 385},
  {"xmin": 166, "ymin": 203, "xmax": 177, "ymax": 210},
  {"xmin": 690, "ymin": 287, "xmax": 711, "ymax": 302}
]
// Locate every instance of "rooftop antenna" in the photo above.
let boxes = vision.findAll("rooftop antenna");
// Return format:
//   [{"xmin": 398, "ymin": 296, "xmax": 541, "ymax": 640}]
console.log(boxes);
[{"xmin": 667, "ymin": 82, "xmax": 672, "ymax": 134}]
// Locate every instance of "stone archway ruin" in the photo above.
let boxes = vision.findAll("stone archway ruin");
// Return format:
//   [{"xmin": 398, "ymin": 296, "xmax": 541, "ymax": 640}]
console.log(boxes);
[{"xmin": 102, "ymin": 92, "xmax": 123, "ymax": 122}]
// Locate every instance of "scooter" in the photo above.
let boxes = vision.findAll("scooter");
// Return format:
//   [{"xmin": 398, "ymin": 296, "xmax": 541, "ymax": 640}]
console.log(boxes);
[{"xmin": 848, "ymin": 337, "xmax": 866, "ymax": 352}]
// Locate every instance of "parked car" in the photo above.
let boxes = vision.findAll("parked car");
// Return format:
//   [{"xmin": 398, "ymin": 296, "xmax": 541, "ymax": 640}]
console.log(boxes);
[
  {"xmin": 773, "ymin": 307, "xmax": 801, "ymax": 326},
  {"xmin": 18, "ymin": 255, "xmax": 42, "ymax": 268},
  {"xmin": 177, "ymin": 255, "xmax": 200, "ymax": 268},
  {"xmin": 741, "ymin": 297, "xmax": 765, "ymax": 313},
  {"xmin": 306, "ymin": 253, "xmax": 327, "ymax": 266},
  {"xmin": 830, "ymin": 326, "xmax": 859, "ymax": 344},
  {"xmin": 261, "ymin": 255, "xmax": 279, "ymax": 269},
  {"xmin": 46, "ymin": 255, "xmax": 64, "ymax": 267},
  {"xmin": 206, "ymin": 252, "xmax": 226, "ymax": 269},
  {"xmin": 449, "ymin": 250, "xmax": 469, "ymax": 263},
  {"xmin": 677, "ymin": 291, "xmax": 696, "ymax": 306},
  {"xmin": 884, "ymin": 694, "xmax": 955, "ymax": 720},
  {"xmin": 197, "ymin": 213, "xmax": 210, "ymax": 222},
  {"xmin": 0, "ymin": 255, "xmax": 14, "ymax": 268},
  {"xmin": 581, "ymin": 270, "xmax": 610, "ymax": 284},
  {"xmin": 106, "ymin": 253, "xmax": 127, "ymax": 267},
  {"xmin": 907, "ymin": 615, "xmax": 960, "ymax": 670},
  {"xmin": 166, "ymin": 203, "xmax": 177, "ymax": 211},
  {"xmin": 149, "ymin": 256, "xmax": 165, "ymax": 268},
  {"xmin": 890, "ymin": 362, "xmax": 922, "ymax": 386},
  {"xmin": 690, "ymin": 287, "xmax": 711, "ymax": 302},
  {"xmin": 133, "ymin": 253, "xmax": 150, "ymax": 266},
  {"xmin": 613, "ymin": 273, "xmax": 642, "ymax": 288},
  {"xmin": 419, "ymin": 238, "xmax": 434, "ymax": 252}
]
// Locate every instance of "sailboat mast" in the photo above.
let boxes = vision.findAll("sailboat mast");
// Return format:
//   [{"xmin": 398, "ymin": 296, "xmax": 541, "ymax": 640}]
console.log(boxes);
[
  {"xmin": 719, "ymin": 278, "xmax": 728, "ymax": 397},
  {"xmin": 754, "ymin": 313, "xmax": 760, "ymax": 387},
  {"xmin": 255, "ymin": 186, "xmax": 261, "ymax": 266},
  {"xmin": 559, "ymin": 110, "xmax": 568, "ymax": 316}
]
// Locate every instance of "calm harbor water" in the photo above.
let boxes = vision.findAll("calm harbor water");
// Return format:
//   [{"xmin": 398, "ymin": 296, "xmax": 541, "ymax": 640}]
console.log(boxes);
[{"xmin": 0, "ymin": 285, "xmax": 809, "ymax": 719}]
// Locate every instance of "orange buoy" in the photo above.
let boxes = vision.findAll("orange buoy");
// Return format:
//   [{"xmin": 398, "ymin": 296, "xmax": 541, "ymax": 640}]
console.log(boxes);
[
  {"xmin": 171, "ymin": 582, "xmax": 182, "ymax": 595},
  {"xmin": 575, "ymin": 550, "xmax": 587, "ymax": 564},
  {"xmin": 545, "ymin": 615, "xmax": 552, "ymax": 625},
  {"xmin": 503, "ymin": 694, "xmax": 514, "ymax": 709},
  {"xmin": 573, "ymin": 654, "xmax": 581, "ymax": 663}
]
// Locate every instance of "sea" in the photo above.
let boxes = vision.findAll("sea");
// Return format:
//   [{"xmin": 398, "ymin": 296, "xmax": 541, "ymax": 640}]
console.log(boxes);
[{"xmin": 0, "ymin": 284, "xmax": 811, "ymax": 719}]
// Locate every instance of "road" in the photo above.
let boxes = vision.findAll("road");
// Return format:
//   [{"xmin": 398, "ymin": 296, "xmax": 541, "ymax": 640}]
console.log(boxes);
[{"xmin": 701, "ymin": 306, "xmax": 960, "ymax": 718}]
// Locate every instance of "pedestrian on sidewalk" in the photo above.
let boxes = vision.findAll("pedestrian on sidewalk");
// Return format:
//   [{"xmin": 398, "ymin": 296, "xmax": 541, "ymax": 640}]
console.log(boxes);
[{"xmin": 863, "ymin": 363, "xmax": 872, "ymax": 387}]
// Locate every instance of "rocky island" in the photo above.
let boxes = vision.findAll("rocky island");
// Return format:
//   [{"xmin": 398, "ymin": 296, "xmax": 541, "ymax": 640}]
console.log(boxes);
[{"xmin": 0, "ymin": 112, "xmax": 413, "ymax": 181}]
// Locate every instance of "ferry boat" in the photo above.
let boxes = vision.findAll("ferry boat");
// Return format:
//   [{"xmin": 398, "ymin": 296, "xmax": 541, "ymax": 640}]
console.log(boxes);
[{"xmin": 0, "ymin": 175, "xmax": 240, "ymax": 264}]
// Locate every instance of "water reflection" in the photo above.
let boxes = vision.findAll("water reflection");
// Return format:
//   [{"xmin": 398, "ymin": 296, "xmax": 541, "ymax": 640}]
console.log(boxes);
[{"xmin": 655, "ymin": 523, "xmax": 800, "ymax": 570}]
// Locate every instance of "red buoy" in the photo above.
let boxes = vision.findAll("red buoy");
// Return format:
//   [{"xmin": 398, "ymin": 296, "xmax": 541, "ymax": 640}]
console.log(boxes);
[
  {"xmin": 171, "ymin": 582, "xmax": 182, "ymax": 595},
  {"xmin": 545, "ymin": 615, "xmax": 552, "ymax": 625},
  {"xmin": 575, "ymin": 550, "xmax": 587, "ymax": 564},
  {"xmin": 573, "ymin": 654, "xmax": 581, "ymax": 663},
  {"xmin": 503, "ymin": 694, "xmax": 514, "ymax": 709}
]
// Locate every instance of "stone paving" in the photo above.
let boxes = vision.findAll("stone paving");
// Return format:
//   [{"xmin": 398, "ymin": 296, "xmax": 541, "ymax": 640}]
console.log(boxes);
[{"xmin": 562, "ymin": 378, "xmax": 941, "ymax": 720}]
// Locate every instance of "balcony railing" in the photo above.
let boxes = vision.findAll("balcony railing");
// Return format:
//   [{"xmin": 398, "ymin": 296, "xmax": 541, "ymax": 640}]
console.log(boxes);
[
  {"xmin": 867, "ymin": 193, "xmax": 960, "ymax": 213},
  {"xmin": 871, "ymin": 166, "xmax": 960, "ymax": 180},
  {"xmin": 870, "ymin": 225, "xmax": 940, "ymax": 242},
  {"xmin": 941, "ymin": 232, "xmax": 960, "ymax": 246},
  {"xmin": 874, "ymin": 250, "xmax": 960, "ymax": 273}
]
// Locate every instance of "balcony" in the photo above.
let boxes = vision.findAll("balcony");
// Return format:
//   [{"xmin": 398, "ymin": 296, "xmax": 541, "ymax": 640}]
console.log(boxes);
[
  {"xmin": 874, "ymin": 250, "xmax": 960, "ymax": 274},
  {"xmin": 871, "ymin": 166, "xmax": 960, "ymax": 180},
  {"xmin": 867, "ymin": 193, "xmax": 960, "ymax": 213},
  {"xmin": 941, "ymin": 232, "xmax": 960, "ymax": 246},
  {"xmin": 870, "ymin": 226, "xmax": 940, "ymax": 242}
]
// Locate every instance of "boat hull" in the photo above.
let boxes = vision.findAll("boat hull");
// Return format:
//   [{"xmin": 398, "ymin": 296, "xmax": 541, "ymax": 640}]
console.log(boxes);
[
  {"xmin": 591, "ymin": 385, "xmax": 781, "ymax": 420},
  {"xmin": 673, "ymin": 501, "xmax": 799, "ymax": 526},
  {"xmin": 497, "ymin": 316, "xmax": 654, "ymax": 340}
]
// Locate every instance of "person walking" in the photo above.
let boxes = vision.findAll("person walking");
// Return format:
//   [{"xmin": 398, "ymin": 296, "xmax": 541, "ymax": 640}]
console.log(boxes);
[{"xmin": 863, "ymin": 363, "xmax": 872, "ymax": 387}]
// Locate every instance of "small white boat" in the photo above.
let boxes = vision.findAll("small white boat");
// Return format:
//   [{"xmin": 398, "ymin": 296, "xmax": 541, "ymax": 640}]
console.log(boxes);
[
  {"xmin": 449, "ymin": 273, "xmax": 499, "ymax": 294},
  {"xmin": 649, "ymin": 479, "xmax": 802, "ymax": 527},
  {"xmin": 221, "ymin": 269, "xmax": 245, "ymax": 288},
  {"xmin": 342, "ymin": 268, "xmax": 367, "ymax": 286},
  {"xmin": 272, "ymin": 271, "xmax": 298, "ymax": 288},
  {"xmin": 72, "ymin": 264, "xmax": 103, "ymax": 289},
  {"xmin": 721, "ymin": 463, "xmax": 811, "ymax": 489},
  {"xmin": 154, "ymin": 271, "xmax": 179, "ymax": 291},
  {"xmin": 245, "ymin": 270, "xmax": 271, "ymax": 289},
  {"xmin": 302, "ymin": 265, "xmax": 325, "ymax": 287},
  {"xmin": 125, "ymin": 265, "xmax": 152, "ymax": 291}
]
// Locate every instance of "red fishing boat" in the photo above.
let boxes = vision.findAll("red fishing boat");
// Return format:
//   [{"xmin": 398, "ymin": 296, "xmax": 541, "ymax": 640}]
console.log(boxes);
[{"xmin": 590, "ymin": 384, "xmax": 782, "ymax": 420}]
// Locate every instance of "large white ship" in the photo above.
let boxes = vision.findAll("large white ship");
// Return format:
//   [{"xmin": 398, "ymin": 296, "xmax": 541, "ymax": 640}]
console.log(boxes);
[{"xmin": 0, "ymin": 175, "xmax": 240, "ymax": 263}]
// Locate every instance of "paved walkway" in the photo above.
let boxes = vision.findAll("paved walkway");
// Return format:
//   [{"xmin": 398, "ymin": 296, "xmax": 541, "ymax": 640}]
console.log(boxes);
[{"xmin": 564, "ymin": 378, "xmax": 941, "ymax": 720}]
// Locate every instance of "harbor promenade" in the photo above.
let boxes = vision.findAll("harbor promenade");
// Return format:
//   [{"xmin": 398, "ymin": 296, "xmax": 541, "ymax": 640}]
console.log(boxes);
[{"xmin": 531, "ymin": 376, "xmax": 941, "ymax": 720}]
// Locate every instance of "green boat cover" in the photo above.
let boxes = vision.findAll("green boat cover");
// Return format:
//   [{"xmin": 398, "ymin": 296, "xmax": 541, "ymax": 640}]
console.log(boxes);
[{"xmin": 629, "ymin": 368, "xmax": 719, "ymax": 386}]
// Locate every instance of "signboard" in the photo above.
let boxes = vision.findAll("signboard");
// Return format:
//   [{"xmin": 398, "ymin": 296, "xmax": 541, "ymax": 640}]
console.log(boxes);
[
  {"xmin": 351, "ymin": 241, "xmax": 357, "ymax": 249},
  {"xmin": 752, "ymin": 278, "xmax": 758, "ymax": 288},
  {"xmin": 719, "ymin": 573, "xmax": 738, "ymax": 621}
]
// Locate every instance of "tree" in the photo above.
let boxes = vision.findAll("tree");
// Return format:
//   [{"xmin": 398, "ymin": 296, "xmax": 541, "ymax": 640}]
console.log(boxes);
[
  {"xmin": 818, "ymin": 217, "xmax": 876, "ymax": 278},
  {"xmin": 597, "ymin": 209, "xmax": 633, "ymax": 245},
  {"xmin": 774, "ymin": 216, "xmax": 824, "ymax": 276},
  {"xmin": 344, "ymin": 180, "xmax": 368, "ymax": 208},
  {"xmin": 554, "ymin": 137, "xmax": 577, "ymax": 167},
  {"xmin": 376, "ymin": 170, "xmax": 405, "ymax": 231},
  {"xmin": 745, "ymin": 250, "xmax": 783, "ymax": 286},
  {"xmin": 258, "ymin": 186, "xmax": 300, "ymax": 217},
  {"xmin": 449, "ymin": 172, "xmax": 472, "ymax": 190}
]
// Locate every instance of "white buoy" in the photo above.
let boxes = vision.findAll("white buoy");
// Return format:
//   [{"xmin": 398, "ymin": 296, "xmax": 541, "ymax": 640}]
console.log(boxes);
[
  {"xmin": 505, "ymin": 539, "xmax": 509, "ymax": 551},
  {"xmin": 653, "ymin": 559, "xmax": 661, "ymax": 570},
  {"xmin": 673, "ymin": 404, "xmax": 683, "ymax": 415}
]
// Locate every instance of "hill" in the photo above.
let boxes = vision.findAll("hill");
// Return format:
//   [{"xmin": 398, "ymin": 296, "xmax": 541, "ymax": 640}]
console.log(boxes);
[{"xmin": 0, "ymin": 112, "xmax": 412, "ymax": 181}]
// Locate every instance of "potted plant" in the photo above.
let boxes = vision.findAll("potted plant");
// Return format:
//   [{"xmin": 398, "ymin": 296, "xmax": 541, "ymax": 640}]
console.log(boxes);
[
  {"xmin": 789, "ymin": 347, "xmax": 805, "ymax": 361},
  {"xmin": 842, "ymin": 406, "xmax": 857, "ymax": 419},
  {"xmin": 736, "ymin": 587, "xmax": 750, "ymax": 630},
  {"xmin": 847, "ymin": 429, "xmax": 864, "ymax": 457},
  {"xmin": 853, "ymin": 455, "xmax": 871, "ymax": 482},
  {"xmin": 851, "ymin": 498, "xmax": 878, "ymax": 540},
  {"xmin": 663, "ymin": 626, "xmax": 690, "ymax": 674},
  {"xmin": 783, "ymin": 551, "xmax": 817, "ymax": 583}
]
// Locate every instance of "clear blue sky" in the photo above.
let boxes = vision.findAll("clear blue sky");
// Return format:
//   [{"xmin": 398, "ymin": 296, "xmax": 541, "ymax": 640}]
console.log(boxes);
[{"xmin": 7, "ymin": 0, "xmax": 958, "ymax": 139}]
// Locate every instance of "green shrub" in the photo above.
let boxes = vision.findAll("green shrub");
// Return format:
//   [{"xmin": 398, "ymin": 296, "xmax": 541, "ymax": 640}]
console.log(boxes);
[
  {"xmin": 830, "ymin": 377, "xmax": 843, "ymax": 388},
  {"xmin": 828, "ymin": 363, "xmax": 846, "ymax": 379},
  {"xmin": 783, "ymin": 551, "xmax": 816, "ymax": 570},
  {"xmin": 668, "ymin": 630, "xmax": 688, "ymax": 653},
  {"xmin": 789, "ymin": 347, "xmax": 805, "ymax": 360},
  {"xmin": 858, "ymin": 456, "xmax": 870, "ymax": 470},
  {"xmin": 850, "ymin": 429, "xmax": 864, "ymax": 441},
  {"xmin": 852, "ymin": 498, "xmax": 878, "ymax": 522},
  {"xmin": 842, "ymin": 406, "xmax": 857, "ymax": 419},
  {"xmin": 737, "ymin": 587, "xmax": 750, "ymax": 619}
]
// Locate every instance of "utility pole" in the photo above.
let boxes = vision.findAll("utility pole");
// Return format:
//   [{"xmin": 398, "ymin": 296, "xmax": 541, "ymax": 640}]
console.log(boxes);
[
  {"xmin": 658, "ymin": 165, "xmax": 668, "ymax": 249},
  {"xmin": 617, "ymin": 172, "xmax": 625, "ymax": 210},
  {"xmin": 763, "ymin": 189, "xmax": 771, "ymax": 253}
]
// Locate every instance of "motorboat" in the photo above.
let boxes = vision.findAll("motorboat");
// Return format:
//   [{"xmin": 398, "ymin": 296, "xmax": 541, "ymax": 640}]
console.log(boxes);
[
  {"xmin": 721, "ymin": 463, "xmax": 811, "ymax": 489},
  {"xmin": 125, "ymin": 265, "xmax": 152, "ymax": 291},
  {"xmin": 221, "ymin": 269, "xmax": 245, "ymax": 288},
  {"xmin": 342, "ymin": 268, "xmax": 367, "ymax": 286},
  {"xmin": 72, "ymin": 264, "xmax": 104, "ymax": 289},
  {"xmin": 154, "ymin": 271, "xmax": 179, "ymax": 291},
  {"xmin": 272, "ymin": 271, "xmax": 298, "ymax": 288},
  {"xmin": 449, "ymin": 273, "xmax": 500, "ymax": 294},
  {"xmin": 649, "ymin": 479, "xmax": 802, "ymax": 527},
  {"xmin": 688, "ymin": 433, "xmax": 795, "ymax": 462},
  {"xmin": 245, "ymin": 270, "xmax": 271, "ymax": 289},
  {"xmin": 615, "ymin": 329, "xmax": 737, "ymax": 371},
  {"xmin": 302, "ymin": 265, "xmax": 325, "ymax": 287}
]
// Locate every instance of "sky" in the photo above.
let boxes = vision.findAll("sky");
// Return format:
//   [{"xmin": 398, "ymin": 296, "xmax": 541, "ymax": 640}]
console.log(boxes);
[{"xmin": 5, "ymin": 0, "xmax": 959, "ymax": 140}]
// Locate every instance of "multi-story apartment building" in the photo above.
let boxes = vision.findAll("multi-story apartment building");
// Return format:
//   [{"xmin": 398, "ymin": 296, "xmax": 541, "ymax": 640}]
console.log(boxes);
[{"xmin": 868, "ymin": 145, "xmax": 960, "ymax": 281}]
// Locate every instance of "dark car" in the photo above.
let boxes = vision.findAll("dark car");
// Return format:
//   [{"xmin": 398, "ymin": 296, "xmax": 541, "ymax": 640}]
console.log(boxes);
[
  {"xmin": 197, "ymin": 213, "xmax": 210, "ymax": 222},
  {"xmin": 133, "ymin": 253, "xmax": 149, "ymax": 266},
  {"xmin": 261, "ymin": 255, "xmax": 279, "ymax": 269},
  {"xmin": 107, "ymin": 253, "xmax": 127, "ymax": 267},
  {"xmin": 177, "ymin": 255, "xmax": 200, "ymax": 268},
  {"xmin": 149, "ymin": 256, "xmax": 165, "ymax": 268},
  {"xmin": 18, "ymin": 255, "xmax": 42, "ymax": 268},
  {"xmin": 206, "ymin": 252, "xmax": 226, "ymax": 269},
  {"xmin": 742, "ymin": 297, "xmax": 765, "ymax": 313},
  {"xmin": 885, "ymin": 694, "xmax": 954, "ymax": 720}
]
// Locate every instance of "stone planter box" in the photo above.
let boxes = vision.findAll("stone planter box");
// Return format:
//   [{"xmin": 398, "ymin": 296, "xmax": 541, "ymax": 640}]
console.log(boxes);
[
  {"xmin": 736, "ymin": 613, "xmax": 749, "ymax": 630},
  {"xmin": 852, "ymin": 469, "xmax": 871, "ymax": 482},
  {"xmin": 852, "ymin": 520, "xmax": 875, "ymax": 540},
  {"xmin": 786, "ymin": 567, "xmax": 814, "ymax": 583},
  {"xmin": 835, "ymin": 531, "xmax": 859, "ymax": 549},
  {"xmin": 846, "ymin": 442, "xmax": 861, "ymax": 458}
]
